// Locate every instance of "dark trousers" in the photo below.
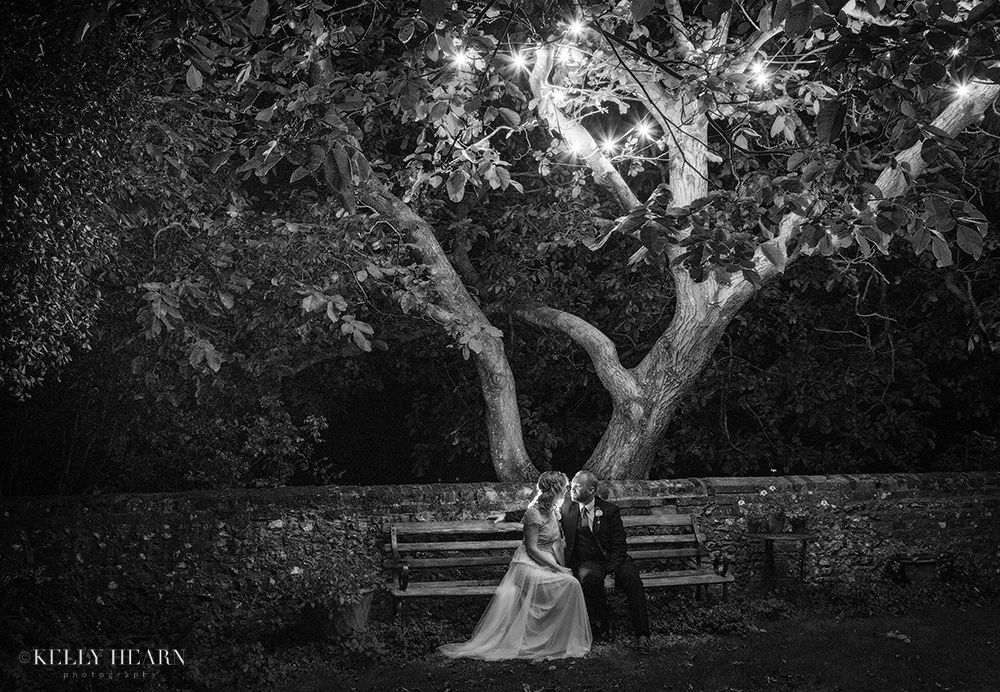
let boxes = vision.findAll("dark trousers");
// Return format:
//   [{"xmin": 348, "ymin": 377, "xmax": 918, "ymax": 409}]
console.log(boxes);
[{"xmin": 572, "ymin": 558, "xmax": 649, "ymax": 637}]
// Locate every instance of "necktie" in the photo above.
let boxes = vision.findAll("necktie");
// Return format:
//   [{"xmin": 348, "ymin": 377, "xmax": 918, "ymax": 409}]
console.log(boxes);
[{"xmin": 581, "ymin": 505, "xmax": 590, "ymax": 531}]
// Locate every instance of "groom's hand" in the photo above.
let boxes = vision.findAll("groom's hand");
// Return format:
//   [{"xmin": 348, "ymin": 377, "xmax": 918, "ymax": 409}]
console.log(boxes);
[{"xmin": 490, "ymin": 512, "xmax": 507, "ymax": 524}]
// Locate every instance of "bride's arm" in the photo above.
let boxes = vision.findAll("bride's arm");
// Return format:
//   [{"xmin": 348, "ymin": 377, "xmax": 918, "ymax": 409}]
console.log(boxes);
[{"xmin": 523, "ymin": 523, "xmax": 572, "ymax": 574}]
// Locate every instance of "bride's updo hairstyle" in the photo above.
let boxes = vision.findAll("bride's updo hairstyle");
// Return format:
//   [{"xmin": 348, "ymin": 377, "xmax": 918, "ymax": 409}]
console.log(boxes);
[{"xmin": 529, "ymin": 471, "xmax": 568, "ymax": 518}]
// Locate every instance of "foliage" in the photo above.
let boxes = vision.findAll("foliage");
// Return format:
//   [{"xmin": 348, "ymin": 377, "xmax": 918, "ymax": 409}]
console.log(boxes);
[
  {"xmin": 738, "ymin": 486, "xmax": 836, "ymax": 525},
  {"xmin": 2, "ymin": 0, "xmax": 999, "ymax": 483},
  {"xmin": 1, "ymin": 508, "xmax": 384, "ymax": 691},
  {"xmin": 0, "ymin": 2, "xmax": 151, "ymax": 397}
]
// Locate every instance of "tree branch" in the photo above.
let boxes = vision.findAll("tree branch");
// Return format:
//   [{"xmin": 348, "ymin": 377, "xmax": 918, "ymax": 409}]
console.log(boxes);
[
  {"xmin": 528, "ymin": 46, "xmax": 641, "ymax": 210},
  {"xmin": 876, "ymin": 80, "xmax": 1000, "ymax": 198},
  {"xmin": 731, "ymin": 25, "xmax": 784, "ymax": 73},
  {"xmin": 748, "ymin": 79, "xmax": 1000, "ymax": 286},
  {"xmin": 664, "ymin": 0, "xmax": 695, "ymax": 56},
  {"xmin": 703, "ymin": 11, "xmax": 733, "ymax": 72},
  {"xmin": 509, "ymin": 302, "xmax": 643, "ymax": 403}
]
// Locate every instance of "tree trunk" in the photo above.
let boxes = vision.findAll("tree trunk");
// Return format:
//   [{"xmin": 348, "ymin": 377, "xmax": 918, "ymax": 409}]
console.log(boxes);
[
  {"xmin": 585, "ymin": 273, "xmax": 755, "ymax": 479},
  {"xmin": 356, "ymin": 181, "xmax": 537, "ymax": 481}
]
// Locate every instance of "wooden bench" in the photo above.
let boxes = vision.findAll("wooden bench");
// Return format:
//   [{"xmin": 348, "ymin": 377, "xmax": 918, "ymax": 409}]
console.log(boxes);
[{"xmin": 382, "ymin": 500, "xmax": 733, "ymax": 616}]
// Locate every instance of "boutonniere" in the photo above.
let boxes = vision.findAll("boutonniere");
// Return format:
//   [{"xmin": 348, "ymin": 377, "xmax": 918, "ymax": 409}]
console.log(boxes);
[{"xmin": 594, "ymin": 509, "xmax": 603, "ymax": 519}]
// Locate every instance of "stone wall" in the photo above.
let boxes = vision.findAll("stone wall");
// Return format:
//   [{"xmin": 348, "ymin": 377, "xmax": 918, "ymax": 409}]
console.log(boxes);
[{"xmin": 3, "ymin": 472, "xmax": 999, "ymax": 594}]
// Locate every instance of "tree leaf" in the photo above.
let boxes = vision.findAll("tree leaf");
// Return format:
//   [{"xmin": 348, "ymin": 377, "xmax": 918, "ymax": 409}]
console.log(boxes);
[
  {"xmin": 967, "ymin": 0, "xmax": 997, "ymax": 25},
  {"xmin": 289, "ymin": 166, "xmax": 311, "ymax": 183},
  {"xmin": 333, "ymin": 146, "xmax": 353, "ymax": 187},
  {"xmin": 498, "ymin": 107, "xmax": 521, "ymax": 127},
  {"xmin": 352, "ymin": 329, "xmax": 372, "ymax": 352},
  {"xmin": 398, "ymin": 21, "xmax": 415, "ymax": 44},
  {"xmin": 956, "ymin": 226, "xmax": 984, "ymax": 259},
  {"xmin": 920, "ymin": 138, "xmax": 940, "ymax": 163},
  {"xmin": 920, "ymin": 61, "xmax": 947, "ymax": 85},
  {"xmin": 209, "ymin": 149, "xmax": 233, "ymax": 173},
  {"xmin": 760, "ymin": 239, "xmax": 787, "ymax": 273},
  {"xmin": 248, "ymin": 0, "xmax": 269, "ymax": 37},
  {"xmin": 816, "ymin": 100, "xmax": 846, "ymax": 143},
  {"xmin": 787, "ymin": 151, "xmax": 809, "ymax": 171},
  {"xmin": 632, "ymin": 0, "xmax": 655, "ymax": 21},
  {"xmin": 930, "ymin": 234, "xmax": 953, "ymax": 267},
  {"xmin": 420, "ymin": 0, "xmax": 446, "ymax": 23},
  {"xmin": 186, "ymin": 65, "xmax": 204, "ymax": 91},
  {"xmin": 785, "ymin": 2, "xmax": 815, "ymax": 38},
  {"xmin": 446, "ymin": 169, "xmax": 469, "ymax": 202}
]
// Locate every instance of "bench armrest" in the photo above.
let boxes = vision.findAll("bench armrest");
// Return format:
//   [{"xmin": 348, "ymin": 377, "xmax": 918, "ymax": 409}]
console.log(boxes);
[{"xmin": 396, "ymin": 560, "xmax": 410, "ymax": 591}]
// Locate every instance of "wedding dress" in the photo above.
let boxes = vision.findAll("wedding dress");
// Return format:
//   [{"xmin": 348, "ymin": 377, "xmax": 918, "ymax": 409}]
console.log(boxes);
[{"xmin": 438, "ymin": 505, "xmax": 592, "ymax": 661}]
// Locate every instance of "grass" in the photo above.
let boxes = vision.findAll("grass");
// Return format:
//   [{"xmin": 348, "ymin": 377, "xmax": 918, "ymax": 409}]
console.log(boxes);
[{"xmin": 269, "ymin": 581, "xmax": 1000, "ymax": 692}]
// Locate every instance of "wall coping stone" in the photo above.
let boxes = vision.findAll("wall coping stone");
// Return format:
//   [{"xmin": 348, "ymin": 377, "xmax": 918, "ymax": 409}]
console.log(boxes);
[{"xmin": 2, "ymin": 472, "xmax": 997, "ymax": 521}]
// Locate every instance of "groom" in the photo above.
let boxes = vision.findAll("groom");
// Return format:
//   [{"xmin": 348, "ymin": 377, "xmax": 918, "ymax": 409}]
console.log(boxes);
[{"xmin": 500, "ymin": 470, "xmax": 651, "ymax": 650}]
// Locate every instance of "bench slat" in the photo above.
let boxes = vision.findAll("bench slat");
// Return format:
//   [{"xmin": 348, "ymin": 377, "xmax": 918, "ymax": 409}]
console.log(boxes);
[
  {"xmin": 389, "ymin": 547, "xmax": 705, "ymax": 571},
  {"xmin": 391, "ymin": 584, "xmax": 502, "ymax": 598},
  {"xmin": 642, "ymin": 572, "xmax": 735, "ymax": 587},
  {"xmin": 389, "ymin": 533, "xmax": 695, "ymax": 552},
  {"xmin": 626, "ymin": 534, "xmax": 699, "ymax": 545},
  {"xmin": 387, "ymin": 555, "xmax": 513, "ymax": 568},
  {"xmin": 638, "ymin": 568, "xmax": 731, "ymax": 580},
  {"xmin": 390, "ymin": 570, "xmax": 733, "ymax": 599},
  {"xmin": 629, "ymin": 547, "xmax": 704, "ymax": 560},
  {"xmin": 386, "ymin": 539, "xmax": 523, "ymax": 552},
  {"xmin": 383, "ymin": 521, "xmax": 524, "ymax": 535},
  {"xmin": 622, "ymin": 515, "xmax": 694, "ymax": 527},
  {"xmin": 385, "ymin": 515, "xmax": 695, "ymax": 534}
]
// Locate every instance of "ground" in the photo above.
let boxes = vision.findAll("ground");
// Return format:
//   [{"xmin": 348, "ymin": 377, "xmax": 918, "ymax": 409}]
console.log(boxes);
[{"xmin": 276, "ymin": 590, "xmax": 1000, "ymax": 692}]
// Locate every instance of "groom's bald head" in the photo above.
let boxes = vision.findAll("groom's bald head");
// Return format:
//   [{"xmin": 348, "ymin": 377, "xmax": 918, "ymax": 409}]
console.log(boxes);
[{"xmin": 570, "ymin": 470, "xmax": 599, "ymax": 503}]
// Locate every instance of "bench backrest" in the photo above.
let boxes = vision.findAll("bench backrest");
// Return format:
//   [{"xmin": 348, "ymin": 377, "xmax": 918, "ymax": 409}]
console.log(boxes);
[{"xmin": 383, "ymin": 499, "xmax": 711, "ymax": 577}]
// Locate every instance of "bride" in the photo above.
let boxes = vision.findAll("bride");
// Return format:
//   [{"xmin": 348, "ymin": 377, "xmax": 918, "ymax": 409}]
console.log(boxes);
[{"xmin": 438, "ymin": 471, "xmax": 592, "ymax": 661}]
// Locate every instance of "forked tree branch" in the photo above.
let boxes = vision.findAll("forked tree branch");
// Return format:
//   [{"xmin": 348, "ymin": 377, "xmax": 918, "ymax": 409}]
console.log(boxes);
[{"xmin": 509, "ymin": 302, "xmax": 643, "ymax": 403}]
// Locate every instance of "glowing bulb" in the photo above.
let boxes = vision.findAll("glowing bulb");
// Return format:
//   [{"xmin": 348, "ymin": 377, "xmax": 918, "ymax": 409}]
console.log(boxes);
[
  {"xmin": 601, "ymin": 138, "xmax": 617, "ymax": 154},
  {"xmin": 453, "ymin": 50, "xmax": 469, "ymax": 67},
  {"xmin": 950, "ymin": 46, "xmax": 962, "ymax": 57},
  {"xmin": 955, "ymin": 82, "xmax": 971, "ymax": 99},
  {"xmin": 511, "ymin": 51, "xmax": 528, "ymax": 71},
  {"xmin": 551, "ymin": 87, "xmax": 567, "ymax": 106},
  {"xmin": 634, "ymin": 121, "xmax": 653, "ymax": 139},
  {"xmin": 568, "ymin": 140, "xmax": 583, "ymax": 155},
  {"xmin": 568, "ymin": 18, "xmax": 585, "ymax": 36},
  {"xmin": 750, "ymin": 61, "xmax": 770, "ymax": 87}
]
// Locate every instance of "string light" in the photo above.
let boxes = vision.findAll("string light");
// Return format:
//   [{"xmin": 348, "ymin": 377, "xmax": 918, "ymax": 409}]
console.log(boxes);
[
  {"xmin": 510, "ymin": 51, "xmax": 528, "ymax": 71},
  {"xmin": 955, "ymin": 82, "xmax": 972, "ymax": 99},
  {"xmin": 453, "ymin": 50, "xmax": 470, "ymax": 67},
  {"xmin": 601, "ymin": 137, "xmax": 618, "ymax": 154},
  {"xmin": 750, "ymin": 61, "xmax": 770, "ymax": 87},
  {"xmin": 949, "ymin": 46, "xmax": 962, "ymax": 57},
  {"xmin": 634, "ymin": 121, "xmax": 653, "ymax": 139},
  {"xmin": 567, "ymin": 18, "xmax": 585, "ymax": 37}
]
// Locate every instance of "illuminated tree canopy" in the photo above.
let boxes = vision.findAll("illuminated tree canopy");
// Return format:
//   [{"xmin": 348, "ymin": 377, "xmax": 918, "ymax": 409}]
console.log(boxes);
[{"xmin": 5, "ymin": 0, "xmax": 999, "ymax": 482}]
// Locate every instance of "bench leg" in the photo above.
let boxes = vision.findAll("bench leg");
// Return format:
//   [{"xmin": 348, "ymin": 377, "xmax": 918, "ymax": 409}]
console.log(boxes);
[
  {"xmin": 722, "ymin": 582, "xmax": 728, "ymax": 601},
  {"xmin": 695, "ymin": 584, "xmax": 703, "ymax": 601}
]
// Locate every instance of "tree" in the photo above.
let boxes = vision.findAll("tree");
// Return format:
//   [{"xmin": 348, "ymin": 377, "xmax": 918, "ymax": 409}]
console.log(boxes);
[
  {"xmin": 0, "ymin": 1, "xmax": 152, "ymax": 397},
  {"xmin": 38, "ymin": 0, "xmax": 1000, "ymax": 481}
]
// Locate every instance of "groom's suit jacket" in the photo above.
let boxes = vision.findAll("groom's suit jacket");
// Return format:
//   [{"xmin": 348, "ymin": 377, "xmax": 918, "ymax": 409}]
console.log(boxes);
[{"xmin": 560, "ymin": 496, "xmax": 630, "ymax": 572}]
